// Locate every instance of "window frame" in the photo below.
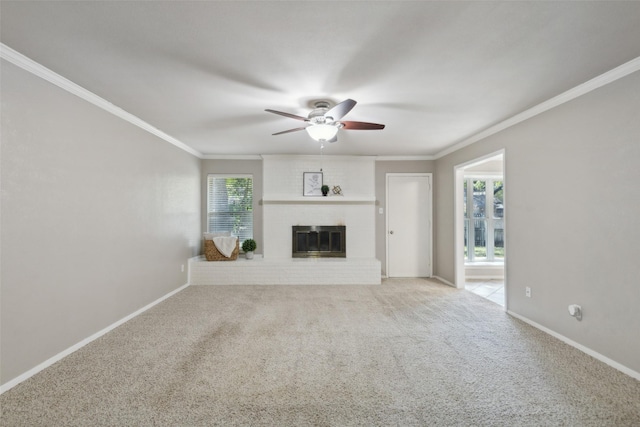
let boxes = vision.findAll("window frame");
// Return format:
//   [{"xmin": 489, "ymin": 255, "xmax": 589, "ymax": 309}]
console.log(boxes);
[
  {"xmin": 206, "ymin": 174, "xmax": 254, "ymax": 246},
  {"xmin": 464, "ymin": 174, "xmax": 504, "ymax": 263}
]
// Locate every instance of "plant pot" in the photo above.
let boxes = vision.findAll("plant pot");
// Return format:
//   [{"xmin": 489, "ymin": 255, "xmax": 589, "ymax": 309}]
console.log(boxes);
[{"xmin": 245, "ymin": 251, "xmax": 254, "ymax": 260}]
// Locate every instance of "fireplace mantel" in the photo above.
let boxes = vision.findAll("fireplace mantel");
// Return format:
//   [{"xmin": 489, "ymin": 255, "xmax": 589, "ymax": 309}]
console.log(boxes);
[{"xmin": 262, "ymin": 196, "xmax": 375, "ymax": 205}]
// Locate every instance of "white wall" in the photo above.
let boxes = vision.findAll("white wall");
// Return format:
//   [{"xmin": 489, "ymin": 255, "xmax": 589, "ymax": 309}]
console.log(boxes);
[
  {"xmin": 434, "ymin": 70, "xmax": 640, "ymax": 374},
  {"xmin": 262, "ymin": 155, "xmax": 375, "ymax": 258},
  {"xmin": 0, "ymin": 60, "xmax": 202, "ymax": 385}
]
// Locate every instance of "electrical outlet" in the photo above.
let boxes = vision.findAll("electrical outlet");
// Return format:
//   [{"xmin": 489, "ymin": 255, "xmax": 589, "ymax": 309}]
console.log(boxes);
[
  {"xmin": 525, "ymin": 287, "xmax": 531, "ymax": 298},
  {"xmin": 181, "ymin": 264, "xmax": 185, "ymax": 273}
]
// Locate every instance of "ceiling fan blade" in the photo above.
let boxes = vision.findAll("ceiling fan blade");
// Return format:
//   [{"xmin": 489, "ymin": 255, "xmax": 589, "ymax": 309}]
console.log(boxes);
[
  {"xmin": 326, "ymin": 99, "xmax": 357, "ymax": 121},
  {"xmin": 272, "ymin": 127, "xmax": 307, "ymax": 136},
  {"xmin": 341, "ymin": 121, "xmax": 385, "ymax": 130},
  {"xmin": 265, "ymin": 109, "xmax": 309, "ymax": 122}
]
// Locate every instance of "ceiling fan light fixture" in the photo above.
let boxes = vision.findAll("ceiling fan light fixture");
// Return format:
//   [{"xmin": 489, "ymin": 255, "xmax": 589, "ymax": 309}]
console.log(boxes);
[
  {"xmin": 306, "ymin": 124, "xmax": 339, "ymax": 142},
  {"xmin": 266, "ymin": 98, "xmax": 384, "ymax": 142}
]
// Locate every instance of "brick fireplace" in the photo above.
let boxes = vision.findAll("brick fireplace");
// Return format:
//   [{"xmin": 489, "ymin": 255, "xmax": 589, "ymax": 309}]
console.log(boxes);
[{"xmin": 262, "ymin": 155, "xmax": 376, "ymax": 260}]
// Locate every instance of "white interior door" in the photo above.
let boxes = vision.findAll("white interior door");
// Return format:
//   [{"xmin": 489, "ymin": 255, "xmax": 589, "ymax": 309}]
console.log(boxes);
[{"xmin": 386, "ymin": 174, "xmax": 432, "ymax": 277}]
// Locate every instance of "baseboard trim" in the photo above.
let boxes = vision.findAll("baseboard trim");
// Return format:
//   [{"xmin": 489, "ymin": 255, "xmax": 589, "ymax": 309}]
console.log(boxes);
[
  {"xmin": 433, "ymin": 275, "xmax": 456, "ymax": 288},
  {"xmin": 0, "ymin": 283, "xmax": 190, "ymax": 395},
  {"xmin": 507, "ymin": 310, "xmax": 640, "ymax": 381}
]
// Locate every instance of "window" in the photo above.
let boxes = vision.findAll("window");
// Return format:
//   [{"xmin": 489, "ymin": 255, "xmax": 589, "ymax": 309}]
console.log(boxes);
[
  {"xmin": 207, "ymin": 175, "xmax": 253, "ymax": 244},
  {"xmin": 464, "ymin": 177, "xmax": 503, "ymax": 262}
]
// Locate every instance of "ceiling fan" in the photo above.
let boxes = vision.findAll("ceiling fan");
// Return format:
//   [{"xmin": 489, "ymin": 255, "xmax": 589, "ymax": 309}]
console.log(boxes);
[{"xmin": 265, "ymin": 99, "xmax": 385, "ymax": 143}]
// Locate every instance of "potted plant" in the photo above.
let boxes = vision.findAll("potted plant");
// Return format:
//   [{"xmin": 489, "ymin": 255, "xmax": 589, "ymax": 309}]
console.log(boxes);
[
  {"xmin": 242, "ymin": 238, "xmax": 257, "ymax": 259},
  {"xmin": 321, "ymin": 185, "xmax": 330, "ymax": 196}
]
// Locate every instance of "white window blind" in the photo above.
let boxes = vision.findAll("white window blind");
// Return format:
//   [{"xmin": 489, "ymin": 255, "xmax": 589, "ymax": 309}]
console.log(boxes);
[{"xmin": 207, "ymin": 175, "xmax": 253, "ymax": 243}]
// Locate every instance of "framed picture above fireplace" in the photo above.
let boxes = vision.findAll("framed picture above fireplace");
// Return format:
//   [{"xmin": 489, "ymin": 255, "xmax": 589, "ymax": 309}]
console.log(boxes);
[{"xmin": 303, "ymin": 172, "xmax": 323, "ymax": 196}]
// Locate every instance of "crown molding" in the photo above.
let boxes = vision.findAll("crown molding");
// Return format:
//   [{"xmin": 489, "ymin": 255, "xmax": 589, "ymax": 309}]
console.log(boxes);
[
  {"xmin": 6, "ymin": 41, "xmax": 637, "ymax": 162},
  {"xmin": 260, "ymin": 154, "xmax": 377, "ymax": 161},
  {"xmin": 200, "ymin": 154, "xmax": 437, "ymax": 161},
  {"xmin": 0, "ymin": 43, "xmax": 203, "ymax": 159},
  {"xmin": 376, "ymin": 155, "xmax": 435, "ymax": 161},
  {"xmin": 202, "ymin": 154, "xmax": 263, "ymax": 160},
  {"xmin": 435, "ymin": 55, "xmax": 640, "ymax": 159}
]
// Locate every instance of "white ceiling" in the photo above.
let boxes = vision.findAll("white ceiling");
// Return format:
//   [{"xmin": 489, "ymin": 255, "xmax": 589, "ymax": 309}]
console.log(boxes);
[{"xmin": 2, "ymin": 1, "xmax": 640, "ymax": 157}]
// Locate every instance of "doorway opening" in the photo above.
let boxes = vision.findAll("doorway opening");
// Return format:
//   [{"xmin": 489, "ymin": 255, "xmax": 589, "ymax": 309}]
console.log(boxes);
[{"xmin": 454, "ymin": 152, "xmax": 506, "ymax": 307}]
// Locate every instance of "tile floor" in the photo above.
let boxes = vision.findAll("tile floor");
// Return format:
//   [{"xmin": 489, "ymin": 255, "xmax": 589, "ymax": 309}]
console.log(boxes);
[{"xmin": 465, "ymin": 279, "xmax": 505, "ymax": 307}]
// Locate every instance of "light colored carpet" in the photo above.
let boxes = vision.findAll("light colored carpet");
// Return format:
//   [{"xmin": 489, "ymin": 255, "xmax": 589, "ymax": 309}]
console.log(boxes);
[{"xmin": 2, "ymin": 278, "xmax": 639, "ymax": 426}]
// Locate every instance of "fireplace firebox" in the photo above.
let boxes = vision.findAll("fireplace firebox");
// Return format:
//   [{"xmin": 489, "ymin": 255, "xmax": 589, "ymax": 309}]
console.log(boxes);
[{"xmin": 292, "ymin": 226, "xmax": 346, "ymax": 258}]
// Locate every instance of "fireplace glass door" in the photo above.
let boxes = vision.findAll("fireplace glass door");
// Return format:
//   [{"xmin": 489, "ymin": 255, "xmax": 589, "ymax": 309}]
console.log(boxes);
[{"xmin": 292, "ymin": 226, "xmax": 346, "ymax": 258}]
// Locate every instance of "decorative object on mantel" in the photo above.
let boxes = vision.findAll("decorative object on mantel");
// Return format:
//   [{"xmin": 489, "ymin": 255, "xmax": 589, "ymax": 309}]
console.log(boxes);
[
  {"xmin": 242, "ymin": 238, "xmax": 257, "ymax": 259},
  {"xmin": 203, "ymin": 233, "xmax": 239, "ymax": 261},
  {"xmin": 321, "ymin": 185, "xmax": 330, "ymax": 196},
  {"xmin": 332, "ymin": 185, "xmax": 343, "ymax": 196},
  {"xmin": 303, "ymin": 172, "xmax": 323, "ymax": 196}
]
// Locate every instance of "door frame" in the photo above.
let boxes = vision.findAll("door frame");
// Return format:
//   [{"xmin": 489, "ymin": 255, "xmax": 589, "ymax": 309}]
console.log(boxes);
[
  {"xmin": 454, "ymin": 150, "xmax": 507, "ymax": 307},
  {"xmin": 385, "ymin": 173, "xmax": 433, "ymax": 278}
]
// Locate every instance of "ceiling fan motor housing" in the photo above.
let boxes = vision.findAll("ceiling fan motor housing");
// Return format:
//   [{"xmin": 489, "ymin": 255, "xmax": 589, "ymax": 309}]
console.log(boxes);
[{"xmin": 309, "ymin": 101, "xmax": 332, "ymax": 123}]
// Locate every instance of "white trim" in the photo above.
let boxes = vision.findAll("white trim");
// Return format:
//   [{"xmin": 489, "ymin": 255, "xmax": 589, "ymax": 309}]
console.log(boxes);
[
  {"xmin": 206, "ymin": 174, "xmax": 254, "ymax": 236},
  {"xmin": 454, "ymin": 167, "xmax": 466, "ymax": 289},
  {"xmin": 0, "ymin": 283, "xmax": 190, "ymax": 395},
  {"xmin": 500, "ymin": 152, "xmax": 508, "ymax": 309},
  {"xmin": 435, "ymin": 56, "xmax": 640, "ymax": 159},
  {"xmin": 507, "ymin": 310, "xmax": 640, "ymax": 381},
  {"xmin": 203, "ymin": 154, "xmax": 263, "ymax": 160},
  {"xmin": 0, "ymin": 43, "xmax": 203, "ymax": 159},
  {"xmin": 261, "ymin": 154, "xmax": 377, "ymax": 161},
  {"xmin": 464, "ymin": 172, "xmax": 503, "ymax": 179},
  {"xmin": 464, "ymin": 261, "xmax": 504, "ymax": 266},
  {"xmin": 376, "ymin": 155, "xmax": 435, "ymax": 161},
  {"xmin": 453, "ymin": 150, "xmax": 506, "ymax": 290},
  {"xmin": 455, "ymin": 151, "xmax": 506, "ymax": 170},
  {"xmin": 433, "ymin": 275, "xmax": 456, "ymax": 288}
]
